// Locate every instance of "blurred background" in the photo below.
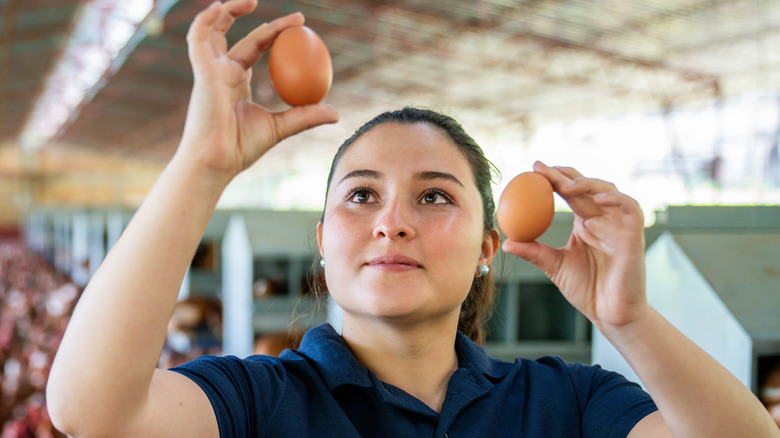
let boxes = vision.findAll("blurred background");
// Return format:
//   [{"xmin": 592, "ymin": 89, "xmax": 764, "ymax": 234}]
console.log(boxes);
[
  {"xmin": 2, "ymin": 0, "xmax": 780, "ymax": 435},
  {"xmin": 2, "ymin": 0, "xmax": 780, "ymax": 224}
]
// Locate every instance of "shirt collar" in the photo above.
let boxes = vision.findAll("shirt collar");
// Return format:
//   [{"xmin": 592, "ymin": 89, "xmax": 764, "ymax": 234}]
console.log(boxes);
[
  {"xmin": 295, "ymin": 323, "xmax": 514, "ymax": 391},
  {"xmin": 293, "ymin": 323, "xmax": 375, "ymax": 390},
  {"xmin": 453, "ymin": 330, "xmax": 515, "ymax": 380}
]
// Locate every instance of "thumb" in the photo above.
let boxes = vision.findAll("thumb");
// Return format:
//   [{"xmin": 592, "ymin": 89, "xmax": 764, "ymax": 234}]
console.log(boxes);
[
  {"xmin": 271, "ymin": 104, "xmax": 340, "ymax": 142},
  {"xmin": 501, "ymin": 239, "xmax": 561, "ymax": 279}
]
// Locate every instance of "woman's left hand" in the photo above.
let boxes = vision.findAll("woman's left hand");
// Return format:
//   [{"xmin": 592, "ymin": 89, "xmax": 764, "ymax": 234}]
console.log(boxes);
[{"xmin": 501, "ymin": 161, "xmax": 648, "ymax": 329}]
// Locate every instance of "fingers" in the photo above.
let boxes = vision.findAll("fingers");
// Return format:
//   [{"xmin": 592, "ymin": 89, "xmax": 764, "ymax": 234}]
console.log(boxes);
[
  {"xmin": 186, "ymin": 2, "xmax": 228, "ymax": 70},
  {"xmin": 553, "ymin": 165, "xmax": 584, "ymax": 180},
  {"xmin": 270, "ymin": 104, "xmax": 340, "ymax": 143},
  {"xmin": 534, "ymin": 161, "xmax": 604, "ymax": 218},
  {"xmin": 187, "ymin": 2, "xmax": 222, "ymax": 57},
  {"xmin": 187, "ymin": 1, "xmax": 255, "ymax": 44},
  {"xmin": 213, "ymin": 0, "xmax": 257, "ymax": 34},
  {"xmin": 593, "ymin": 191, "xmax": 642, "ymax": 216},
  {"xmin": 186, "ymin": 1, "xmax": 259, "ymax": 65},
  {"xmin": 532, "ymin": 161, "xmax": 643, "ymax": 233},
  {"xmin": 588, "ymin": 192, "xmax": 645, "ymax": 247},
  {"xmin": 501, "ymin": 239, "xmax": 561, "ymax": 280},
  {"xmin": 228, "ymin": 12, "xmax": 305, "ymax": 70},
  {"xmin": 188, "ymin": 2, "xmax": 305, "ymax": 74}
]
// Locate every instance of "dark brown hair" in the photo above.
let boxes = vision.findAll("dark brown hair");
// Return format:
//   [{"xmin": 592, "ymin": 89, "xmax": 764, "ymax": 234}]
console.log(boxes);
[{"xmin": 316, "ymin": 107, "xmax": 500, "ymax": 344}]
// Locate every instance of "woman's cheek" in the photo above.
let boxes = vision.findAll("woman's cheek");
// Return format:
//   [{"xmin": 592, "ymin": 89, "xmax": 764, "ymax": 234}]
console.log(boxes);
[
  {"xmin": 428, "ymin": 215, "xmax": 483, "ymax": 264},
  {"xmin": 322, "ymin": 207, "xmax": 372, "ymax": 266}
]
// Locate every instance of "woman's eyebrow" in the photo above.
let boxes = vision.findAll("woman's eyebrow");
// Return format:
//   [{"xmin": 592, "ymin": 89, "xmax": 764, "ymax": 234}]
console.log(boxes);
[
  {"xmin": 338, "ymin": 169, "xmax": 382, "ymax": 185},
  {"xmin": 415, "ymin": 171, "xmax": 465, "ymax": 188}
]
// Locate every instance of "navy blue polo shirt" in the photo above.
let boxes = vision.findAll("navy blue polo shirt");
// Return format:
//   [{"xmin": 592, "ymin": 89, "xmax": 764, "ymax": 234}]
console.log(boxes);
[{"xmin": 172, "ymin": 323, "xmax": 656, "ymax": 437}]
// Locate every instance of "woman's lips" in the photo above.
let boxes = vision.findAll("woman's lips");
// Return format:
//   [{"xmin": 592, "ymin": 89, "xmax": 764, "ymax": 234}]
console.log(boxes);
[{"xmin": 366, "ymin": 255, "xmax": 422, "ymax": 271}]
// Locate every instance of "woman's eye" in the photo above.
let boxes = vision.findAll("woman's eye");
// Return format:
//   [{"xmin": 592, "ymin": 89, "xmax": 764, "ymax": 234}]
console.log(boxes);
[
  {"xmin": 348, "ymin": 188, "xmax": 374, "ymax": 203},
  {"xmin": 421, "ymin": 190, "xmax": 451, "ymax": 205}
]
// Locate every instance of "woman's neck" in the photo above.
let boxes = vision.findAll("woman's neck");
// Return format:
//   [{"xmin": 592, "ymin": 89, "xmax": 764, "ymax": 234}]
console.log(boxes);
[{"xmin": 340, "ymin": 316, "xmax": 459, "ymax": 413}]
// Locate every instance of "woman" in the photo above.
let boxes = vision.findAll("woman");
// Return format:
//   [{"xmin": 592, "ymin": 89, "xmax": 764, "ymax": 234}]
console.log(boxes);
[{"xmin": 45, "ymin": 1, "xmax": 778, "ymax": 437}]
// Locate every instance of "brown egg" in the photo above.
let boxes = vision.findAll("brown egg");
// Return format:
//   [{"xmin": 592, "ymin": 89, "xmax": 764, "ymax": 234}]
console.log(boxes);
[
  {"xmin": 497, "ymin": 171, "xmax": 555, "ymax": 242},
  {"xmin": 268, "ymin": 26, "xmax": 333, "ymax": 106}
]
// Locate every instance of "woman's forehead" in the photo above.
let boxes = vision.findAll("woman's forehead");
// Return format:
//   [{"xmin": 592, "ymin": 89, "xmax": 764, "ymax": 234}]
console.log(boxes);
[{"xmin": 334, "ymin": 122, "xmax": 471, "ymax": 177}]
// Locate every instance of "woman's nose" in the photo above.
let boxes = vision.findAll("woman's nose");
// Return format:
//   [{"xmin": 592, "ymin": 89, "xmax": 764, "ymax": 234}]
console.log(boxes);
[{"xmin": 373, "ymin": 199, "xmax": 416, "ymax": 240}]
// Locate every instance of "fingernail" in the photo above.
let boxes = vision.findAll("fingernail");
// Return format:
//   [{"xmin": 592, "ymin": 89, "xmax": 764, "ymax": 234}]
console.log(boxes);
[{"xmin": 533, "ymin": 161, "xmax": 548, "ymax": 172}]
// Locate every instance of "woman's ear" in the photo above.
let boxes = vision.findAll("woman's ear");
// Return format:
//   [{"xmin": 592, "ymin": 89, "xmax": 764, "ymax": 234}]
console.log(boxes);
[
  {"xmin": 480, "ymin": 228, "xmax": 500, "ymax": 265},
  {"xmin": 316, "ymin": 221, "xmax": 324, "ymax": 257}
]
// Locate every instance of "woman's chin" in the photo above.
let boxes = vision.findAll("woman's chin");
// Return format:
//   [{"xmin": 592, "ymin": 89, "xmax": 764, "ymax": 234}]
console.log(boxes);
[{"xmin": 339, "ymin": 300, "xmax": 460, "ymax": 329}]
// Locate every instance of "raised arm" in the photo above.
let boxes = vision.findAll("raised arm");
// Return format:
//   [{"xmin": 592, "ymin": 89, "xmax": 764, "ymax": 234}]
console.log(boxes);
[
  {"xmin": 502, "ymin": 161, "xmax": 779, "ymax": 438},
  {"xmin": 45, "ymin": 2, "xmax": 338, "ymax": 437}
]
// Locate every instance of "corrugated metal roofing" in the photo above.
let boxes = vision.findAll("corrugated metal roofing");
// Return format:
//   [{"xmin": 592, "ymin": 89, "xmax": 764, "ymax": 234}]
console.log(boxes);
[{"xmin": 2, "ymin": 0, "xmax": 779, "ymax": 157}]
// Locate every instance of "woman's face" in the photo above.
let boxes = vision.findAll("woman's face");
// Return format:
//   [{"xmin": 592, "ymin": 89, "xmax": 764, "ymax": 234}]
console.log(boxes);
[{"xmin": 317, "ymin": 122, "xmax": 498, "ymax": 329}]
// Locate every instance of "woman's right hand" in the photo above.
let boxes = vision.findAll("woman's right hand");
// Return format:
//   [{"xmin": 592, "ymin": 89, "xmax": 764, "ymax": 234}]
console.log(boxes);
[{"xmin": 179, "ymin": 0, "xmax": 339, "ymax": 181}]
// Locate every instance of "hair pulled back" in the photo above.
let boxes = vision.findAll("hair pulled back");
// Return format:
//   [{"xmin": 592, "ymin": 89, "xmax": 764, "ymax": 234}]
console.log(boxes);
[{"xmin": 317, "ymin": 107, "xmax": 500, "ymax": 344}]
